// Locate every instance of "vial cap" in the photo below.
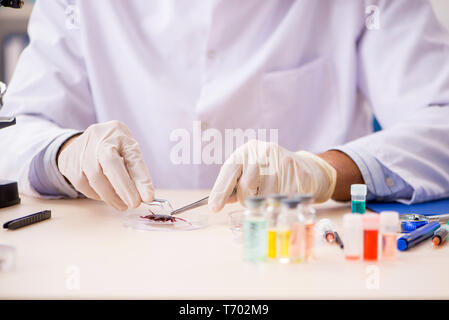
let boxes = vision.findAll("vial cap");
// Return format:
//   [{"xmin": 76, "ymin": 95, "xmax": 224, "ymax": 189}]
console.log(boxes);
[
  {"xmin": 380, "ymin": 211, "xmax": 399, "ymax": 230},
  {"xmin": 363, "ymin": 213, "xmax": 380, "ymax": 230},
  {"xmin": 351, "ymin": 184, "xmax": 367, "ymax": 196},
  {"xmin": 342, "ymin": 213, "xmax": 363, "ymax": 228},
  {"xmin": 293, "ymin": 193, "xmax": 313, "ymax": 203},
  {"xmin": 244, "ymin": 196, "xmax": 265, "ymax": 209},
  {"xmin": 281, "ymin": 198, "xmax": 301, "ymax": 209},
  {"xmin": 267, "ymin": 194, "xmax": 288, "ymax": 203}
]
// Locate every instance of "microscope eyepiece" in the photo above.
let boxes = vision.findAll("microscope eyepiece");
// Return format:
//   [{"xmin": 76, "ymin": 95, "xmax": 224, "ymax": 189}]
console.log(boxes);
[{"xmin": 0, "ymin": 0, "xmax": 24, "ymax": 9}]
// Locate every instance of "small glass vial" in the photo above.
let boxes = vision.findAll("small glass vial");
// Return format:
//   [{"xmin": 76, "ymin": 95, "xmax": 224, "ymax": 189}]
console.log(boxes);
[
  {"xmin": 296, "ymin": 194, "xmax": 316, "ymax": 261},
  {"xmin": 351, "ymin": 184, "xmax": 367, "ymax": 214},
  {"xmin": 278, "ymin": 198, "xmax": 304, "ymax": 264},
  {"xmin": 243, "ymin": 196, "xmax": 267, "ymax": 263},
  {"xmin": 363, "ymin": 213, "xmax": 380, "ymax": 261},
  {"xmin": 342, "ymin": 213, "xmax": 363, "ymax": 260},
  {"xmin": 380, "ymin": 211, "xmax": 399, "ymax": 260},
  {"xmin": 265, "ymin": 194, "xmax": 287, "ymax": 259}
]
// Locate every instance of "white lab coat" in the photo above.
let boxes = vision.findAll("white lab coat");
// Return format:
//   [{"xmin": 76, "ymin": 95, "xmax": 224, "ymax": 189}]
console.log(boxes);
[{"xmin": 1, "ymin": 0, "xmax": 448, "ymax": 202}]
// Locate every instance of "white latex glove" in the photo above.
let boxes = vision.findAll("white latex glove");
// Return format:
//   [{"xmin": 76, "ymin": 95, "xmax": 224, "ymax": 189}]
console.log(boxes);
[
  {"xmin": 208, "ymin": 140, "xmax": 337, "ymax": 212},
  {"xmin": 58, "ymin": 120, "xmax": 154, "ymax": 211}
]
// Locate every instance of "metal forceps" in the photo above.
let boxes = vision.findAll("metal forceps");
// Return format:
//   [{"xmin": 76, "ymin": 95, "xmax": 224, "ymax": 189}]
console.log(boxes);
[
  {"xmin": 144, "ymin": 197, "xmax": 209, "ymax": 216},
  {"xmin": 144, "ymin": 189, "xmax": 236, "ymax": 216},
  {"xmin": 400, "ymin": 213, "xmax": 449, "ymax": 233},
  {"xmin": 400, "ymin": 213, "xmax": 449, "ymax": 224}
]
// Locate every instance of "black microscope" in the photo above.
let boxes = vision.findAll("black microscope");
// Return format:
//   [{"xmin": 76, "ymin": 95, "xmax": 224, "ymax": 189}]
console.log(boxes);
[{"xmin": 0, "ymin": 0, "xmax": 24, "ymax": 208}]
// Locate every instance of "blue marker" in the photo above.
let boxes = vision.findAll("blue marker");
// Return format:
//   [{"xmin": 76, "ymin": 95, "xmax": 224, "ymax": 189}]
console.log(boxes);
[{"xmin": 397, "ymin": 221, "xmax": 440, "ymax": 251}]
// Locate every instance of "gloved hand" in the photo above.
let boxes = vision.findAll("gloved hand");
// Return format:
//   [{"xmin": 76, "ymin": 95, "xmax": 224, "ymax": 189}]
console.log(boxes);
[
  {"xmin": 57, "ymin": 120, "xmax": 154, "ymax": 211},
  {"xmin": 208, "ymin": 140, "xmax": 337, "ymax": 212}
]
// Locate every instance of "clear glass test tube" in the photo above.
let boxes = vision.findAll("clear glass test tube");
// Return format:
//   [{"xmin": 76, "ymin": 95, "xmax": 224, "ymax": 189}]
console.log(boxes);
[
  {"xmin": 380, "ymin": 211, "xmax": 399, "ymax": 260},
  {"xmin": 351, "ymin": 184, "xmax": 367, "ymax": 214},
  {"xmin": 342, "ymin": 213, "xmax": 363, "ymax": 260}
]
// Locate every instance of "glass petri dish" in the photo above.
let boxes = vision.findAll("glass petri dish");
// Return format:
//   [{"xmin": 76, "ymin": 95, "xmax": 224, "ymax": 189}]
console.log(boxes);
[
  {"xmin": 0, "ymin": 244, "xmax": 16, "ymax": 272},
  {"xmin": 227, "ymin": 210, "xmax": 244, "ymax": 243},
  {"xmin": 124, "ymin": 210, "xmax": 209, "ymax": 232}
]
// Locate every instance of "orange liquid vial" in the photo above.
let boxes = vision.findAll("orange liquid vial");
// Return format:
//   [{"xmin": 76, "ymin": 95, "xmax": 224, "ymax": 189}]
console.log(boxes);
[
  {"xmin": 305, "ymin": 223, "xmax": 315, "ymax": 261},
  {"xmin": 364, "ymin": 229, "xmax": 378, "ymax": 260}
]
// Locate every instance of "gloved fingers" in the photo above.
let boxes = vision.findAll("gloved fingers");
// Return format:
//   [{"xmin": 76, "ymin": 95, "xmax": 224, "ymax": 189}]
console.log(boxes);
[
  {"xmin": 255, "ymin": 142, "xmax": 281, "ymax": 196},
  {"xmin": 295, "ymin": 151, "xmax": 337, "ymax": 202},
  {"xmin": 98, "ymin": 144, "xmax": 141, "ymax": 209},
  {"xmin": 278, "ymin": 157, "xmax": 304, "ymax": 197},
  {"xmin": 71, "ymin": 172, "xmax": 102, "ymax": 201},
  {"xmin": 58, "ymin": 144, "xmax": 102, "ymax": 201},
  {"xmin": 60, "ymin": 161, "xmax": 102, "ymax": 201},
  {"xmin": 209, "ymin": 153, "xmax": 243, "ymax": 212},
  {"xmin": 120, "ymin": 138, "xmax": 155, "ymax": 204},
  {"xmin": 257, "ymin": 172, "xmax": 279, "ymax": 196},
  {"xmin": 227, "ymin": 191, "xmax": 238, "ymax": 203},
  {"xmin": 235, "ymin": 163, "xmax": 260, "ymax": 206},
  {"xmin": 82, "ymin": 163, "xmax": 128, "ymax": 211}
]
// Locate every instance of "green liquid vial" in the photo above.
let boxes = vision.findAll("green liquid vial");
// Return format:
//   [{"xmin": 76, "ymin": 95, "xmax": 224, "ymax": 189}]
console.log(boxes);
[
  {"xmin": 351, "ymin": 184, "xmax": 367, "ymax": 214},
  {"xmin": 351, "ymin": 200, "xmax": 366, "ymax": 214},
  {"xmin": 243, "ymin": 217, "xmax": 267, "ymax": 263},
  {"xmin": 243, "ymin": 196, "xmax": 267, "ymax": 263}
]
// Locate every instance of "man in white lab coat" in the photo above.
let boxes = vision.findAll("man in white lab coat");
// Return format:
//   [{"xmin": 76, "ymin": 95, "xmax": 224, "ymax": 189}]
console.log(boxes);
[{"xmin": 0, "ymin": 0, "xmax": 448, "ymax": 211}]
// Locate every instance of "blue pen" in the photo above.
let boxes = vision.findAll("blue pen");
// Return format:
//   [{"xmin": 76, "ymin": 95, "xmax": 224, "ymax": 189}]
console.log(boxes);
[
  {"xmin": 401, "ymin": 220, "xmax": 428, "ymax": 233},
  {"xmin": 397, "ymin": 221, "xmax": 440, "ymax": 251}
]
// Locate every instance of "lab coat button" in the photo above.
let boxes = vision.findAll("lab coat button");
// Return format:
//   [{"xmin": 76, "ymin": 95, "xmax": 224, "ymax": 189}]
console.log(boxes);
[
  {"xmin": 386, "ymin": 177, "xmax": 395, "ymax": 188},
  {"xmin": 207, "ymin": 50, "xmax": 216, "ymax": 60},
  {"xmin": 201, "ymin": 122, "xmax": 209, "ymax": 130}
]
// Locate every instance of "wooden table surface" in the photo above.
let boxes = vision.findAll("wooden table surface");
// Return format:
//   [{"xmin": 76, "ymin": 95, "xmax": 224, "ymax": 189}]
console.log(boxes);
[{"xmin": 1, "ymin": 190, "xmax": 448, "ymax": 299}]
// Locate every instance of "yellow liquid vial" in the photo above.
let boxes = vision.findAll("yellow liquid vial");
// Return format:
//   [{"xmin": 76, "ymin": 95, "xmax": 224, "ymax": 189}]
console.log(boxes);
[
  {"xmin": 279, "ymin": 230, "xmax": 291, "ymax": 261},
  {"xmin": 267, "ymin": 229, "xmax": 277, "ymax": 259}
]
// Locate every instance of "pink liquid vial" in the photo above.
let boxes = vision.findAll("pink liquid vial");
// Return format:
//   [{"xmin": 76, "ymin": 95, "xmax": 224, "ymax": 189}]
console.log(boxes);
[
  {"xmin": 380, "ymin": 211, "xmax": 399, "ymax": 260},
  {"xmin": 382, "ymin": 234, "xmax": 397, "ymax": 259},
  {"xmin": 290, "ymin": 223, "xmax": 305, "ymax": 262}
]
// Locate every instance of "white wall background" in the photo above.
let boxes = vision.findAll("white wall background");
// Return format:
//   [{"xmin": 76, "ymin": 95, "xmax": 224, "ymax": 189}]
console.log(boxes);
[{"xmin": 430, "ymin": 0, "xmax": 449, "ymax": 31}]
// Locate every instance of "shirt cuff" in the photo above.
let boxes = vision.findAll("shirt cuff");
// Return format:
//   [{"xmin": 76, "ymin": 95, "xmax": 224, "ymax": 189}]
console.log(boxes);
[
  {"xmin": 333, "ymin": 145, "xmax": 414, "ymax": 202},
  {"xmin": 29, "ymin": 131, "xmax": 82, "ymax": 199}
]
